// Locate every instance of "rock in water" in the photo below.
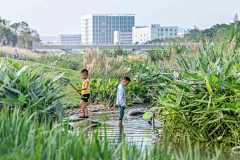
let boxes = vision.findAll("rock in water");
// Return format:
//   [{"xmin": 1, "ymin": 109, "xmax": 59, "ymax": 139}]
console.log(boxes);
[
  {"xmin": 89, "ymin": 109, "xmax": 100, "ymax": 112},
  {"xmin": 71, "ymin": 119, "xmax": 99, "ymax": 128},
  {"xmin": 132, "ymin": 97, "xmax": 143, "ymax": 104},
  {"xmin": 128, "ymin": 110, "xmax": 146, "ymax": 116},
  {"xmin": 64, "ymin": 115, "xmax": 100, "ymax": 128}
]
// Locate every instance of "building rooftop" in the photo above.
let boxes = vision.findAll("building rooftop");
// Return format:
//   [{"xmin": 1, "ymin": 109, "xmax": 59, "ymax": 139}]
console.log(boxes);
[
  {"xmin": 134, "ymin": 26, "xmax": 149, "ymax": 28},
  {"xmin": 82, "ymin": 14, "xmax": 135, "ymax": 16}
]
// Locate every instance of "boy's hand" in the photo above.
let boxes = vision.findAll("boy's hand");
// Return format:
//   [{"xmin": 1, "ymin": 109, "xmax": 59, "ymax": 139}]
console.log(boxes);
[
  {"xmin": 123, "ymin": 104, "xmax": 127, "ymax": 108},
  {"xmin": 76, "ymin": 89, "xmax": 81, "ymax": 92}
]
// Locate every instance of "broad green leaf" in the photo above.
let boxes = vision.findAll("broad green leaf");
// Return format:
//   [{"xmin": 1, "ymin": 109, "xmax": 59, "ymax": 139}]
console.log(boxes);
[
  {"xmin": 21, "ymin": 73, "xmax": 29, "ymax": 88},
  {"xmin": 184, "ymin": 72, "xmax": 203, "ymax": 81},
  {"xmin": 55, "ymin": 103, "xmax": 65, "ymax": 118},
  {"xmin": 226, "ymin": 85, "xmax": 240, "ymax": 90},
  {"xmin": 52, "ymin": 72, "xmax": 65, "ymax": 83},
  {"xmin": 175, "ymin": 89, "xmax": 184, "ymax": 107},
  {"xmin": 8, "ymin": 59, "xmax": 13, "ymax": 65},
  {"xmin": 13, "ymin": 63, "xmax": 20, "ymax": 70},
  {"xmin": 7, "ymin": 73, "xmax": 16, "ymax": 80},
  {"xmin": 226, "ymin": 103, "xmax": 237, "ymax": 110},
  {"xmin": 209, "ymin": 74, "xmax": 217, "ymax": 85},
  {"xmin": 1, "ymin": 99, "xmax": 19, "ymax": 103},
  {"xmin": 199, "ymin": 58, "xmax": 208, "ymax": 72},
  {"xmin": 143, "ymin": 112, "xmax": 153, "ymax": 119},
  {"xmin": 18, "ymin": 93, "xmax": 26, "ymax": 103},
  {"xmin": 16, "ymin": 66, "xmax": 28, "ymax": 77},
  {"xmin": 3, "ymin": 86, "xmax": 21, "ymax": 94},
  {"xmin": 46, "ymin": 87, "xmax": 62, "ymax": 101},
  {"xmin": 235, "ymin": 64, "xmax": 240, "ymax": 72},
  {"xmin": 206, "ymin": 79, "xmax": 213, "ymax": 95},
  {"xmin": 30, "ymin": 67, "xmax": 42, "ymax": 79},
  {"xmin": 225, "ymin": 60, "xmax": 233, "ymax": 76},
  {"xmin": 30, "ymin": 97, "xmax": 45, "ymax": 108},
  {"xmin": 0, "ymin": 70, "xmax": 10, "ymax": 84}
]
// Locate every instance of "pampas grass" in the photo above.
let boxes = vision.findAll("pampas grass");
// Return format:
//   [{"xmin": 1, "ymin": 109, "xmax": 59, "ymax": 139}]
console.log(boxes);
[{"xmin": 83, "ymin": 47, "xmax": 131, "ymax": 78}]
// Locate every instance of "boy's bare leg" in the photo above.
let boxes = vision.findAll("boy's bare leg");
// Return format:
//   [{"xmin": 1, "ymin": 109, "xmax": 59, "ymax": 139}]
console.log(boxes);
[
  {"xmin": 84, "ymin": 104, "xmax": 88, "ymax": 117},
  {"xmin": 119, "ymin": 120, "xmax": 122, "ymax": 126},
  {"xmin": 81, "ymin": 100, "xmax": 88, "ymax": 117},
  {"xmin": 80, "ymin": 100, "xmax": 85, "ymax": 116}
]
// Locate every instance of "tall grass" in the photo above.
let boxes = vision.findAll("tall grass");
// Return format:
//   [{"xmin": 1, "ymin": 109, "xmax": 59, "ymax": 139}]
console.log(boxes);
[
  {"xmin": 0, "ymin": 46, "xmax": 41, "ymax": 61},
  {"xmin": 83, "ymin": 47, "xmax": 131, "ymax": 79},
  {"xmin": 0, "ymin": 107, "xmax": 236, "ymax": 160}
]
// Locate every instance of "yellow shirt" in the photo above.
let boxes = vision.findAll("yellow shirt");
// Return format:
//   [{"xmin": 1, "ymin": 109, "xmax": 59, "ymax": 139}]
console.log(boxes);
[{"xmin": 82, "ymin": 79, "xmax": 90, "ymax": 95}]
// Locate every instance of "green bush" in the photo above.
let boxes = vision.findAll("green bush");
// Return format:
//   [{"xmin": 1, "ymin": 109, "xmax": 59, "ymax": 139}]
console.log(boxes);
[{"xmin": 0, "ymin": 58, "xmax": 66, "ymax": 120}]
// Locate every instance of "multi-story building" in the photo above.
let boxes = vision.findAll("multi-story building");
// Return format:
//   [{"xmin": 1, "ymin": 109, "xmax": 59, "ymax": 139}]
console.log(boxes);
[
  {"xmin": 60, "ymin": 34, "xmax": 81, "ymax": 45},
  {"xmin": 114, "ymin": 31, "xmax": 132, "ymax": 44},
  {"xmin": 81, "ymin": 14, "xmax": 135, "ymax": 44},
  {"xmin": 132, "ymin": 24, "xmax": 178, "ymax": 44}
]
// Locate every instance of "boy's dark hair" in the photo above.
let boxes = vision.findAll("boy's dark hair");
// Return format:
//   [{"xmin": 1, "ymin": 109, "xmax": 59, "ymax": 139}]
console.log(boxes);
[
  {"xmin": 81, "ymin": 69, "xmax": 88, "ymax": 75},
  {"xmin": 123, "ymin": 76, "xmax": 131, "ymax": 82}
]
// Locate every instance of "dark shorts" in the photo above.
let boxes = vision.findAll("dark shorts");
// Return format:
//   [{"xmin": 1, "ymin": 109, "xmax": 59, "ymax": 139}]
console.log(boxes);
[
  {"xmin": 118, "ymin": 105, "xmax": 125, "ymax": 120},
  {"xmin": 81, "ymin": 94, "xmax": 90, "ymax": 102}
]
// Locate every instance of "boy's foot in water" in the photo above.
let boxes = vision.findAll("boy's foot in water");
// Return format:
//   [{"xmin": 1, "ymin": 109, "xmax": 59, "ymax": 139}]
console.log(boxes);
[{"xmin": 78, "ymin": 115, "xmax": 89, "ymax": 118}]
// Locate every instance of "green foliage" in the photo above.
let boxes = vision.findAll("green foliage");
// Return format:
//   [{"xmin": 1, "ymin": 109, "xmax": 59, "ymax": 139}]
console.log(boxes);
[
  {"xmin": 88, "ymin": 78, "xmax": 149, "ymax": 107},
  {"xmin": 149, "ymin": 24, "xmax": 240, "ymax": 146},
  {"xmin": 143, "ymin": 112, "xmax": 153, "ymax": 119},
  {"xmin": 0, "ymin": 17, "xmax": 40, "ymax": 48},
  {"xmin": 0, "ymin": 107, "xmax": 235, "ymax": 159},
  {"xmin": 104, "ymin": 45, "xmax": 130, "ymax": 58},
  {"xmin": 0, "ymin": 58, "xmax": 66, "ymax": 120}
]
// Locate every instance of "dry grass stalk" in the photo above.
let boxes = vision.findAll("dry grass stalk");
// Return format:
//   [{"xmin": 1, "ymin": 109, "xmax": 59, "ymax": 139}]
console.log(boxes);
[
  {"xmin": 163, "ymin": 57, "xmax": 169, "ymax": 67},
  {"xmin": 170, "ymin": 48, "xmax": 176, "ymax": 63}
]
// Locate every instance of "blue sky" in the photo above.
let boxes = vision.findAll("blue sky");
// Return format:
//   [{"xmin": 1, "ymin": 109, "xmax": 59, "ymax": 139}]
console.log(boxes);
[{"xmin": 0, "ymin": 0, "xmax": 239, "ymax": 36}]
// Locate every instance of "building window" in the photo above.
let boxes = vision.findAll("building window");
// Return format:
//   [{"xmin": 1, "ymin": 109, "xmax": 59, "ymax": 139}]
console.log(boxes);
[
  {"xmin": 165, "ymin": 29, "xmax": 168, "ymax": 31},
  {"xmin": 170, "ymin": 29, "xmax": 172, "ymax": 31},
  {"xmin": 174, "ymin": 33, "xmax": 177, "ymax": 36},
  {"xmin": 161, "ymin": 29, "xmax": 163, "ymax": 31},
  {"xmin": 158, "ymin": 33, "xmax": 159, "ymax": 36},
  {"xmin": 161, "ymin": 33, "xmax": 163, "ymax": 36},
  {"xmin": 158, "ymin": 29, "xmax": 159, "ymax": 31},
  {"xmin": 170, "ymin": 33, "xmax": 173, "ymax": 36}
]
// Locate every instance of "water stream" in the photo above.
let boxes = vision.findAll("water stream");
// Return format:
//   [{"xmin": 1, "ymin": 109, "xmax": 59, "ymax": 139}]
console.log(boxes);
[{"xmin": 71, "ymin": 104, "xmax": 162, "ymax": 148}]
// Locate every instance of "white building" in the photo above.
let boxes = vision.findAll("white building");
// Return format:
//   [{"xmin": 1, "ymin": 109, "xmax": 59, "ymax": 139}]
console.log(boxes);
[
  {"xmin": 114, "ymin": 31, "xmax": 132, "ymax": 44},
  {"xmin": 60, "ymin": 34, "xmax": 81, "ymax": 45},
  {"xmin": 81, "ymin": 14, "xmax": 135, "ymax": 45},
  {"xmin": 132, "ymin": 24, "xmax": 178, "ymax": 44},
  {"xmin": 178, "ymin": 29, "xmax": 191, "ymax": 38}
]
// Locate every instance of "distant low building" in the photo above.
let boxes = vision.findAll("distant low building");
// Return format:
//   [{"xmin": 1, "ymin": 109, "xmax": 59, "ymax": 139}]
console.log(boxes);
[
  {"xmin": 178, "ymin": 29, "xmax": 191, "ymax": 38},
  {"xmin": 42, "ymin": 41, "xmax": 59, "ymax": 45},
  {"xmin": 114, "ymin": 31, "xmax": 132, "ymax": 44},
  {"xmin": 60, "ymin": 34, "xmax": 81, "ymax": 45},
  {"xmin": 132, "ymin": 24, "xmax": 178, "ymax": 44}
]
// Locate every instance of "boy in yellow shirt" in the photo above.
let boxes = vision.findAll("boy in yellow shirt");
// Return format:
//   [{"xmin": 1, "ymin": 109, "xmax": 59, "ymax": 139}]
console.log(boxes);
[{"xmin": 77, "ymin": 69, "xmax": 90, "ymax": 118}]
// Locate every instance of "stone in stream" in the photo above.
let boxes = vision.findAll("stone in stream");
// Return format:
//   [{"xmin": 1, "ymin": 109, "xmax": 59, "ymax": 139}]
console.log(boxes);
[
  {"xmin": 132, "ymin": 96, "xmax": 143, "ymax": 104},
  {"xmin": 128, "ymin": 110, "xmax": 146, "ymax": 116},
  {"xmin": 89, "ymin": 109, "xmax": 100, "ymax": 112},
  {"xmin": 64, "ymin": 115, "xmax": 100, "ymax": 128}
]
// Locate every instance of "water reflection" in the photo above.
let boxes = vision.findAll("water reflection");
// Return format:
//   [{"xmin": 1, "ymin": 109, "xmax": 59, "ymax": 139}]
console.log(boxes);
[{"xmin": 118, "ymin": 125, "xmax": 124, "ymax": 143}]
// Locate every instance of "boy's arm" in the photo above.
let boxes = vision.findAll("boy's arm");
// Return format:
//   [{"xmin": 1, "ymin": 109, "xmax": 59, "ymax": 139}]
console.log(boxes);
[
  {"xmin": 120, "ymin": 89, "xmax": 127, "ymax": 107},
  {"xmin": 77, "ymin": 81, "xmax": 89, "ymax": 91}
]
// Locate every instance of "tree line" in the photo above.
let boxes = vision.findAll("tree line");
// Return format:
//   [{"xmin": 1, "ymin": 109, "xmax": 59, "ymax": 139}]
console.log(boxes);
[
  {"xmin": 0, "ymin": 16, "xmax": 40, "ymax": 49},
  {"xmin": 146, "ymin": 14, "xmax": 240, "ymax": 44}
]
